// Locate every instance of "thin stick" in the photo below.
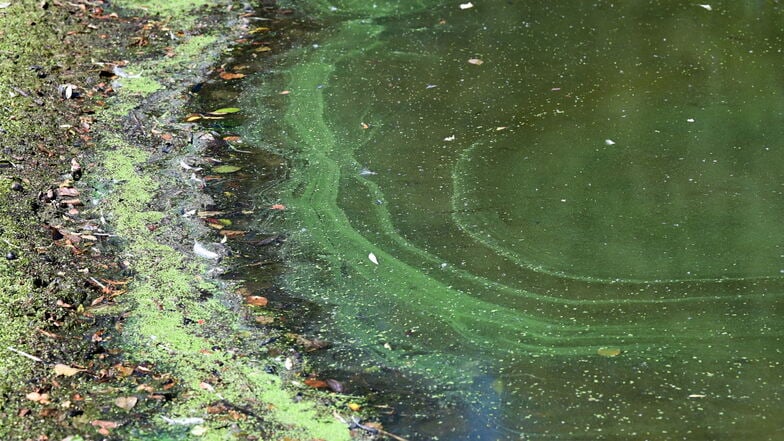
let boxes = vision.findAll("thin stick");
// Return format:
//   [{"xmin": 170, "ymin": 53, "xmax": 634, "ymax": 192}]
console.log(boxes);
[{"xmin": 7, "ymin": 346, "xmax": 45, "ymax": 364}]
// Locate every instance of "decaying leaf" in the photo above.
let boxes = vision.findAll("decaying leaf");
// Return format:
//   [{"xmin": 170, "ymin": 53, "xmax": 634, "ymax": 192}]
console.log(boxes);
[
  {"xmin": 54, "ymin": 363, "xmax": 86, "ymax": 377},
  {"xmin": 114, "ymin": 396, "xmax": 138, "ymax": 410},
  {"xmin": 91, "ymin": 420, "xmax": 119, "ymax": 436},
  {"xmin": 212, "ymin": 165, "xmax": 242, "ymax": 174},
  {"xmin": 246, "ymin": 296, "xmax": 269, "ymax": 307},
  {"xmin": 219, "ymin": 72, "xmax": 246, "ymax": 80},
  {"xmin": 25, "ymin": 392, "xmax": 50, "ymax": 404},
  {"xmin": 304, "ymin": 378, "xmax": 328, "ymax": 389}
]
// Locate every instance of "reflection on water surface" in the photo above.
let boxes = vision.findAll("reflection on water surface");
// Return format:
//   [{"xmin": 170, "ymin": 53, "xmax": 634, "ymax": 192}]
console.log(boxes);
[{"xmin": 238, "ymin": 1, "xmax": 784, "ymax": 439}]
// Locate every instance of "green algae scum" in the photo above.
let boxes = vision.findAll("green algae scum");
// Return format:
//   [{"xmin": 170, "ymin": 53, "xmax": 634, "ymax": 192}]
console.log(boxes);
[{"xmin": 233, "ymin": 1, "xmax": 784, "ymax": 440}]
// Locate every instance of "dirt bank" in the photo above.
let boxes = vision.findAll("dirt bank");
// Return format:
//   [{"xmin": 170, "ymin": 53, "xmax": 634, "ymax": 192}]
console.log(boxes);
[{"xmin": 0, "ymin": 1, "xmax": 373, "ymax": 439}]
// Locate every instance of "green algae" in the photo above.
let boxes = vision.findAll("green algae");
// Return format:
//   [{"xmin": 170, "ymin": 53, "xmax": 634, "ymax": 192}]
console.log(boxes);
[{"xmin": 239, "ymin": 1, "xmax": 784, "ymax": 439}]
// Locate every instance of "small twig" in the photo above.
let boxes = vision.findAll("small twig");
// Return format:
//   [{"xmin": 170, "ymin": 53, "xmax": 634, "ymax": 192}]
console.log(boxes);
[
  {"xmin": 88, "ymin": 277, "xmax": 107, "ymax": 291},
  {"xmin": 2, "ymin": 239, "xmax": 19, "ymax": 249},
  {"xmin": 7, "ymin": 346, "xmax": 46, "ymax": 364}
]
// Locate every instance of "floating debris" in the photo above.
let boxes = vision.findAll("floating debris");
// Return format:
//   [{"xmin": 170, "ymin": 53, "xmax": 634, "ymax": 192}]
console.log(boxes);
[
  {"xmin": 193, "ymin": 242, "xmax": 220, "ymax": 260},
  {"xmin": 698, "ymin": 4, "xmax": 712, "ymax": 11},
  {"xmin": 368, "ymin": 252, "xmax": 379, "ymax": 265}
]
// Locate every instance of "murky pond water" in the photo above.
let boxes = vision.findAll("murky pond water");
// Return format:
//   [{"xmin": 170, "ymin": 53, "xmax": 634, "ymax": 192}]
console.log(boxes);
[{"xmin": 236, "ymin": 1, "xmax": 784, "ymax": 439}]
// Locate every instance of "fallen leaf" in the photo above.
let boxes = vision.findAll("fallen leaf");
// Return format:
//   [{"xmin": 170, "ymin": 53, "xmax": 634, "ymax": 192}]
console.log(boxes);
[
  {"xmin": 184, "ymin": 113, "xmax": 203, "ymax": 122},
  {"xmin": 54, "ymin": 363, "xmax": 86, "ymax": 377},
  {"xmin": 208, "ymin": 107, "xmax": 241, "ymax": 115},
  {"xmin": 246, "ymin": 296, "xmax": 269, "ymax": 307},
  {"xmin": 91, "ymin": 420, "xmax": 119, "ymax": 436},
  {"xmin": 597, "ymin": 347, "xmax": 622, "ymax": 357},
  {"xmin": 255, "ymin": 46, "xmax": 272, "ymax": 52},
  {"xmin": 348, "ymin": 402, "xmax": 361, "ymax": 411},
  {"xmin": 468, "ymin": 58, "xmax": 484, "ymax": 65},
  {"xmin": 304, "ymin": 378, "xmax": 328, "ymax": 388},
  {"xmin": 250, "ymin": 26, "xmax": 270, "ymax": 34},
  {"xmin": 25, "ymin": 392, "xmax": 50, "ymax": 404},
  {"xmin": 223, "ymin": 135, "xmax": 241, "ymax": 142},
  {"xmin": 255, "ymin": 315, "xmax": 274, "ymax": 325},
  {"xmin": 219, "ymin": 72, "xmax": 246, "ymax": 80},
  {"xmin": 279, "ymin": 90, "xmax": 290, "ymax": 95},
  {"xmin": 270, "ymin": 204, "xmax": 286, "ymax": 210},
  {"xmin": 212, "ymin": 165, "xmax": 242, "ymax": 174},
  {"xmin": 114, "ymin": 396, "xmax": 138, "ymax": 410}
]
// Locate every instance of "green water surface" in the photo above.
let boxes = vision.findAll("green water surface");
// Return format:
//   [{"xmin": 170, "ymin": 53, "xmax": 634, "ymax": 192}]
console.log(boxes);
[{"xmin": 241, "ymin": 1, "xmax": 784, "ymax": 439}]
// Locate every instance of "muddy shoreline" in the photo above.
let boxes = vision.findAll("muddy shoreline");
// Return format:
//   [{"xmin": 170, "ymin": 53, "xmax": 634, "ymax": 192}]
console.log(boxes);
[{"xmin": 0, "ymin": 1, "xmax": 372, "ymax": 439}]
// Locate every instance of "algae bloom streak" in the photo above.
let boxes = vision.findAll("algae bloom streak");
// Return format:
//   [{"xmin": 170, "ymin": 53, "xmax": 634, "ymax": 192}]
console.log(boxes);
[{"xmin": 240, "ymin": 1, "xmax": 784, "ymax": 440}]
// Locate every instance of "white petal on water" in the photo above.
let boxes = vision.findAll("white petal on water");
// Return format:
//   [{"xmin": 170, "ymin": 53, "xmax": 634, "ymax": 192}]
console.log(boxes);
[
  {"xmin": 368, "ymin": 252, "xmax": 379, "ymax": 265},
  {"xmin": 604, "ymin": 139, "xmax": 616, "ymax": 145},
  {"xmin": 698, "ymin": 4, "xmax": 712, "ymax": 11}
]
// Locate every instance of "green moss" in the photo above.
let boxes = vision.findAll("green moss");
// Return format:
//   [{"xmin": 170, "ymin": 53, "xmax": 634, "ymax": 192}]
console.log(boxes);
[
  {"xmin": 112, "ymin": 0, "xmax": 229, "ymax": 23},
  {"xmin": 115, "ymin": 75, "xmax": 165, "ymax": 96}
]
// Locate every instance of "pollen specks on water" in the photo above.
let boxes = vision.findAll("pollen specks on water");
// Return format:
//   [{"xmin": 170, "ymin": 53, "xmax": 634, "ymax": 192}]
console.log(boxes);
[{"xmin": 237, "ymin": 1, "xmax": 784, "ymax": 440}]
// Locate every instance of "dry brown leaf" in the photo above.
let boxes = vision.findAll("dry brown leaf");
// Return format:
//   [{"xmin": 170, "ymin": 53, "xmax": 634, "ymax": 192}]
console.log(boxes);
[
  {"xmin": 25, "ymin": 392, "xmax": 50, "ymax": 404},
  {"xmin": 54, "ymin": 363, "xmax": 86, "ymax": 377},
  {"xmin": 246, "ymin": 296, "xmax": 268, "ymax": 307},
  {"xmin": 219, "ymin": 72, "xmax": 246, "ymax": 80}
]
